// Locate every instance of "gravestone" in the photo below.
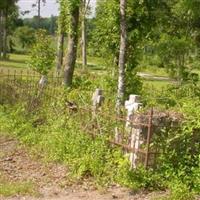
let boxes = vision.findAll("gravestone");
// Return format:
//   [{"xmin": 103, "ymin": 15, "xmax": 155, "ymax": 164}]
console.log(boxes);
[
  {"xmin": 92, "ymin": 88, "xmax": 104, "ymax": 117},
  {"xmin": 39, "ymin": 75, "xmax": 48, "ymax": 88},
  {"xmin": 125, "ymin": 94, "xmax": 142, "ymax": 168}
]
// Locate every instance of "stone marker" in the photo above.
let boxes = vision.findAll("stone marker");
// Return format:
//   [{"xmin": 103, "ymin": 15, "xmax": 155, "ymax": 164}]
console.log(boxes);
[
  {"xmin": 92, "ymin": 88, "xmax": 104, "ymax": 117},
  {"xmin": 125, "ymin": 94, "xmax": 142, "ymax": 168},
  {"xmin": 39, "ymin": 75, "xmax": 48, "ymax": 88}
]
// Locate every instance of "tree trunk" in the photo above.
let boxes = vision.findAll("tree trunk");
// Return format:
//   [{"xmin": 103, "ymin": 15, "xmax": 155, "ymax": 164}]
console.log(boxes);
[
  {"xmin": 38, "ymin": 0, "xmax": 41, "ymax": 28},
  {"xmin": 2, "ymin": 9, "xmax": 7, "ymax": 59},
  {"xmin": 0, "ymin": 10, "xmax": 3, "ymax": 59},
  {"xmin": 63, "ymin": 6, "xmax": 80, "ymax": 87},
  {"xmin": 56, "ymin": 32, "xmax": 64, "ymax": 74},
  {"xmin": 116, "ymin": 0, "xmax": 127, "ymax": 113},
  {"xmin": 82, "ymin": 0, "xmax": 87, "ymax": 67}
]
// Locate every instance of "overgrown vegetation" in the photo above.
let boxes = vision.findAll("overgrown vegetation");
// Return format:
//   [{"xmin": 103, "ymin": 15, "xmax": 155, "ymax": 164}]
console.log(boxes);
[
  {"xmin": 0, "ymin": 174, "xmax": 37, "ymax": 197},
  {"xmin": 1, "ymin": 0, "xmax": 200, "ymax": 199},
  {"xmin": 0, "ymin": 75, "xmax": 200, "ymax": 199}
]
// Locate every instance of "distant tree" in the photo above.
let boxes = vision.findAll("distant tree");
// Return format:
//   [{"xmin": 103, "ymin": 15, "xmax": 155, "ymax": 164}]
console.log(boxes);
[
  {"xmin": 0, "ymin": 0, "xmax": 18, "ymax": 59},
  {"xmin": 56, "ymin": 1, "xmax": 67, "ymax": 74},
  {"xmin": 15, "ymin": 26, "xmax": 35, "ymax": 49},
  {"xmin": 32, "ymin": 0, "xmax": 46, "ymax": 28},
  {"xmin": 63, "ymin": 0, "xmax": 81, "ymax": 87},
  {"xmin": 23, "ymin": 17, "xmax": 57, "ymax": 35},
  {"xmin": 81, "ymin": 0, "xmax": 90, "ymax": 67},
  {"xmin": 28, "ymin": 30, "xmax": 55, "ymax": 86}
]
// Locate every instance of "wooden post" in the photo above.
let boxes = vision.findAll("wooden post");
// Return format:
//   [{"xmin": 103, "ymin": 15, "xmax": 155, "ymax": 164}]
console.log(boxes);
[
  {"xmin": 20, "ymin": 70, "xmax": 23, "ymax": 99},
  {"xmin": 145, "ymin": 107, "xmax": 153, "ymax": 169},
  {"xmin": 14, "ymin": 70, "xmax": 16, "ymax": 83},
  {"xmin": 27, "ymin": 70, "xmax": 30, "ymax": 98}
]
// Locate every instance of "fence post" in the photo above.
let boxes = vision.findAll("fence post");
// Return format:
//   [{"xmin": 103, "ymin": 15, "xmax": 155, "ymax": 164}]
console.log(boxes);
[
  {"xmin": 0, "ymin": 69, "xmax": 3, "ymax": 103},
  {"xmin": 125, "ymin": 95, "xmax": 142, "ymax": 169},
  {"xmin": 144, "ymin": 107, "xmax": 153, "ymax": 169}
]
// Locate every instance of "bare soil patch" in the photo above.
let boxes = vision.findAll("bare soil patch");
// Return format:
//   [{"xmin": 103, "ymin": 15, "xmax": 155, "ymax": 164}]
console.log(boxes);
[{"xmin": 0, "ymin": 135, "xmax": 166, "ymax": 200}]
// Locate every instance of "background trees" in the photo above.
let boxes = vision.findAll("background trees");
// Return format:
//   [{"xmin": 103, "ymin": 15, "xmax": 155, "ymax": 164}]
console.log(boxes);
[
  {"xmin": 14, "ymin": 26, "xmax": 35, "ymax": 49},
  {"xmin": 2, "ymin": 0, "xmax": 200, "ymax": 94},
  {"xmin": 116, "ymin": 0, "xmax": 127, "ymax": 112},
  {"xmin": 1, "ymin": 1, "xmax": 200, "ymax": 197},
  {"xmin": 0, "ymin": 0, "xmax": 18, "ymax": 59},
  {"xmin": 28, "ymin": 30, "xmax": 55, "ymax": 76}
]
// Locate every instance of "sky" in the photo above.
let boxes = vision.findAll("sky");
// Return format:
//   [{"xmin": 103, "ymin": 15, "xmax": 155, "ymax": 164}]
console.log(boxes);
[{"xmin": 17, "ymin": 0, "xmax": 96, "ymax": 18}]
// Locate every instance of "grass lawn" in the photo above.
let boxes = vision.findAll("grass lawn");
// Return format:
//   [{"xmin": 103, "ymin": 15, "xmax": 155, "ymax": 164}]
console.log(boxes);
[
  {"xmin": 0, "ymin": 178, "xmax": 37, "ymax": 197},
  {"xmin": 136, "ymin": 65, "xmax": 169, "ymax": 77},
  {"xmin": 142, "ymin": 79, "xmax": 174, "ymax": 91},
  {"xmin": 0, "ymin": 53, "xmax": 175, "ymax": 91},
  {"xmin": 0, "ymin": 54, "xmax": 30, "ymax": 69}
]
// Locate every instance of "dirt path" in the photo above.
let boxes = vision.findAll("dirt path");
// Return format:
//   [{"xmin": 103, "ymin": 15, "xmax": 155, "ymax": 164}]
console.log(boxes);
[
  {"xmin": 0, "ymin": 135, "xmax": 166, "ymax": 200},
  {"xmin": 137, "ymin": 72, "xmax": 174, "ymax": 82}
]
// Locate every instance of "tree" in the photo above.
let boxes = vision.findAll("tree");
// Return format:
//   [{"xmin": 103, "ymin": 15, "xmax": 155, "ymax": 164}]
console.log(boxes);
[
  {"xmin": 56, "ymin": 0, "xmax": 67, "ymax": 74},
  {"xmin": 32, "ymin": 0, "xmax": 46, "ymax": 28},
  {"xmin": 146, "ymin": 0, "xmax": 200, "ymax": 81},
  {"xmin": 15, "ymin": 26, "xmax": 35, "ymax": 49},
  {"xmin": 28, "ymin": 30, "xmax": 55, "ymax": 86},
  {"xmin": 0, "ymin": 10, "xmax": 3, "ymax": 59},
  {"xmin": 0, "ymin": 0, "xmax": 18, "ymax": 59},
  {"xmin": 63, "ymin": 0, "xmax": 81, "ymax": 87},
  {"xmin": 81, "ymin": 0, "xmax": 90, "ymax": 67},
  {"xmin": 56, "ymin": 31, "xmax": 65, "ymax": 74},
  {"xmin": 23, "ymin": 16, "xmax": 57, "ymax": 34},
  {"xmin": 116, "ymin": 0, "xmax": 127, "ymax": 113}
]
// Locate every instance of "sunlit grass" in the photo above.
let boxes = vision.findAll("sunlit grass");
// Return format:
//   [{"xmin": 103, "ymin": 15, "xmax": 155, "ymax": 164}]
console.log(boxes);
[
  {"xmin": 0, "ymin": 54, "xmax": 30, "ymax": 69},
  {"xmin": 143, "ymin": 79, "xmax": 174, "ymax": 90},
  {"xmin": 0, "ymin": 175, "xmax": 38, "ymax": 197}
]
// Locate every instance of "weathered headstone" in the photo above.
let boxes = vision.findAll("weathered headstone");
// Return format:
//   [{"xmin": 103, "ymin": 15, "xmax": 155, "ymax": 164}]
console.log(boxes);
[
  {"xmin": 39, "ymin": 75, "xmax": 48, "ymax": 88},
  {"xmin": 125, "ymin": 94, "xmax": 142, "ymax": 168},
  {"xmin": 114, "ymin": 127, "xmax": 122, "ymax": 143},
  {"xmin": 92, "ymin": 88, "xmax": 104, "ymax": 117}
]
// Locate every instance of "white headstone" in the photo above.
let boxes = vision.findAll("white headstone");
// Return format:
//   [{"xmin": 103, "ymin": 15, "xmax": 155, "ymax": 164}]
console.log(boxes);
[
  {"xmin": 39, "ymin": 75, "xmax": 48, "ymax": 88},
  {"xmin": 125, "ymin": 94, "xmax": 142, "ymax": 168},
  {"xmin": 92, "ymin": 88, "xmax": 104, "ymax": 116}
]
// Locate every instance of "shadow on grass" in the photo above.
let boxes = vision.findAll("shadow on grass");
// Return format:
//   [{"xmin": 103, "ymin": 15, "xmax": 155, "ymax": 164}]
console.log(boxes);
[
  {"xmin": 76, "ymin": 63, "xmax": 105, "ymax": 71},
  {"xmin": 7, "ymin": 58, "xmax": 27, "ymax": 65}
]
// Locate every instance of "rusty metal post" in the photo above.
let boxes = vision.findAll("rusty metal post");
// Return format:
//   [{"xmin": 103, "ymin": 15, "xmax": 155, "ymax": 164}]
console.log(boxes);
[
  {"xmin": 145, "ymin": 107, "xmax": 153, "ymax": 169},
  {"xmin": 20, "ymin": 70, "xmax": 23, "ymax": 99},
  {"xmin": 14, "ymin": 69, "xmax": 16, "ymax": 84},
  {"xmin": 0, "ymin": 69, "xmax": 3, "ymax": 103}
]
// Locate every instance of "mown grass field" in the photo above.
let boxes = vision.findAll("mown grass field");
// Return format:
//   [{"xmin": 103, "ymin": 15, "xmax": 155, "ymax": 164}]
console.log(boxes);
[
  {"xmin": 0, "ymin": 53, "xmax": 174, "ymax": 90},
  {"xmin": 0, "ymin": 54, "xmax": 30, "ymax": 69}
]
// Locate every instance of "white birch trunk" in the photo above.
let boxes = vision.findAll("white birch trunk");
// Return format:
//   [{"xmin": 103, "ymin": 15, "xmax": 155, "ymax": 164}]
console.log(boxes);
[
  {"xmin": 82, "ymin": 14, "xmax": 87, "ymax": 67},
  {"xmin": 116, "ymin": 0, "xmax": 127, "ymax": 114}
]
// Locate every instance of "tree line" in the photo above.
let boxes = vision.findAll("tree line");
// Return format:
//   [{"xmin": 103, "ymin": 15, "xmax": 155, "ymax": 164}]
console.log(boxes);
[
  {"xmin": 0, "ymin": 0, "xmax": 18, "ymax": 59},
  {"xmin": 56, "ymin": 0, "xmax": 200, "ymax": 111},
  {"xmin": 1, "ymin": 0, "xmax": 200, "ymax": 111}
]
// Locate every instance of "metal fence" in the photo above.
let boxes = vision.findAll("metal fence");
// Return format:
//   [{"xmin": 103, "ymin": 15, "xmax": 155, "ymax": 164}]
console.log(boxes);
[{"xmin": 0, "ymin": 69, "xmax": 184, "ymax": 169}]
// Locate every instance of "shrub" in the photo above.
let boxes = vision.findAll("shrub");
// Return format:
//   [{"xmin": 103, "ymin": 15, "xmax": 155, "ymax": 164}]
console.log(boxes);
[{"xmin": 28, "ymin": 29, "xmax": 55, "ymax": 76}]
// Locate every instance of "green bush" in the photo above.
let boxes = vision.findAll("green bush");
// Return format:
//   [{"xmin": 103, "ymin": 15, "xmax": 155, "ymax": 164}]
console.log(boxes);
[
  {"xmin": 28, "ymin": 29, "xmax": 55, "ymax": 75},
  {"xmin": 0, "ymin": 81, "xmax": 200, "ymax": 197}
]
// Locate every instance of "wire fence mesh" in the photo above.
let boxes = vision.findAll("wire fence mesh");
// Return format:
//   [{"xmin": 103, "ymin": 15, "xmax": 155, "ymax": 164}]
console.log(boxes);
[{"xmin": 0, "ymin": 69, "xmax": 189, "ymax": 169}]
